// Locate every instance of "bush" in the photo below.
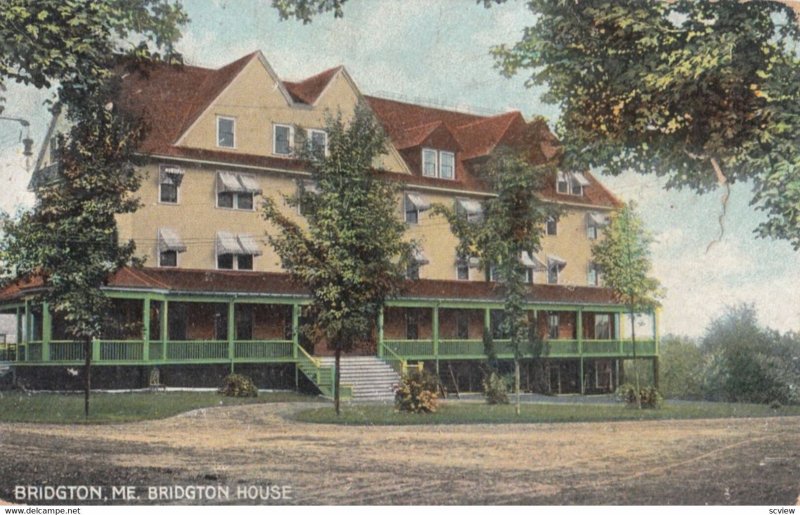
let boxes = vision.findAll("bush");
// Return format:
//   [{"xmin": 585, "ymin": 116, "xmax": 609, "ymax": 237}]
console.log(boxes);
[
  {"xmin": 483, "ymin": 371, "xmax": 509, "ymax": 404},
  {"xmin": 218, "ymin": 374, "xmax": 259, "ymax": 398},
  {"xmin": 616, "ymin": 383, "xmax": 662, "ymax": 409},
  {"xmin": 394, "ymin": 370, "xmax": 439, "ymax": 413}
]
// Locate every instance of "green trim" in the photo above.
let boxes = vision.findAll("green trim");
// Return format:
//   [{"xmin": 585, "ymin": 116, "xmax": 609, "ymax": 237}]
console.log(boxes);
[
  {"xmin": 41, "ymin": 301, "xmax": 51, "ymax": 361},
  {"xmin": 142, "ymin": 298, "xmax": 150, "ymax": 362},
  {"xmin": 161, "ymin": 300, "xmax": 169, "ymax": 360},
  {"xmin": 377, "ymin": 306, "xmax": 384, "ymax": 358},
  {"xmin": 227, "ymin": 300, "xmax": 235, "ymax": 372},
  {"xmin": 292, "ymin": 303, "xmax": 300, "ymax": 359}
]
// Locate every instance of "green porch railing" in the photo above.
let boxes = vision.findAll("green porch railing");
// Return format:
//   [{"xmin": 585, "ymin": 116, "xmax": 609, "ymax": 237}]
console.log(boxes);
[
  {"xmin": 167, "ymin": 340, "xmax": 228, "ymax": 361},
  {"xmin": 382, "ymin": 343, "xmax": 422, "ymax": 376},
  {"xmin": 621, "ymin": 339, "xmax": 657, "ymax": 356},
  {"xmin": 235, "ymin": 340, "xmax": 293, "ymax": 360},
  {"xmin": 149, "ymin": 342, "xmax": 163, "ymax": 361},
  {"xmin": 27, "ymin": 342, "xmax": 43, "ymax": 362},
  {"xmin": 101, "ymin": 340, "xmax": 145, "ymax": 361},
  {"xmin": 544, "ymin": 339, "xmax": 580, "ymax": 356},
  {"xmin": 49, "ymin": 341, "xmax": 84, "ymax": 361},
  {"xmin": 294, "ymin": 345, "xmax": 352, "ymax": 399},
  {"xmin": 383, "ymin": 339, "xmax": 435, "ymax": 357},
  {"xmin": 0, "ymin": 343, "xmax": 17, "ymax": 362},
  {"xmin": 438, "ymin": 339, "xmax": 483, "ymax": 356}
]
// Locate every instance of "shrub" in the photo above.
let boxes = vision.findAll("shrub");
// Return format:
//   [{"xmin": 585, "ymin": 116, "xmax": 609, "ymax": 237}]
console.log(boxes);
[
  {"xmin": 483, "ymin": 371, "xmax": 509, "ymax": 404},
  {"xmin": 394, "ymin": 370, "xmax": 439, "ymax": 413},
  {"xmin": 616, "ymin": 383, "xmax": 662, "ymax": 409},
  {"xmin": 218, "ymin": 373, "xmax": 259, "ymax": 398}
]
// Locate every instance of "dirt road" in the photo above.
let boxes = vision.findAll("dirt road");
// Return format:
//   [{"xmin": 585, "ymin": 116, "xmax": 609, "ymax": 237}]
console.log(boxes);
[{"xmin": 0, "ymin": 402, "xmax": 798, "ymax": 505}]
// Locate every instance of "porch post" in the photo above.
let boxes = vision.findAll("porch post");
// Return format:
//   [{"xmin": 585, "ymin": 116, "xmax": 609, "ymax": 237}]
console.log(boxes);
[
  {"xmin": 228, "ymin": 299, "xmax": 235, "ymax": 373},
  {"xmin": 142, "ymin": 297, "xmax": 150, "ymax": 362},
  {"xmin": 161, "ymin": 300, "xmax": 169, "ymax": 360},
  {"xmin": 577, "ymin": 308, "xmax": 584, "ymax": 395},
  {"xmin": 23, "ymin": 299, "xmax": 30, "ymax": 344},
  {"xmin": 15, "ymin": 307, "xmax": 21, "ymax": 361},
  {"xmin": 292, "ymin": 303, "xmax": 300, "ymax": 359},
  {"xmin": 42, "ymin": 301, "xmax": 51, "ymax": 362},
  {"xmin": 432, "ymin": 304, "xmax": 439, "ymax": 376},
  {"xmin": 377, "ymin": 306, "xmax": 384, "ymax": 358},
  {"xmin": 483, "ymin": 307, "xmax": 491, "ymax": 336}
]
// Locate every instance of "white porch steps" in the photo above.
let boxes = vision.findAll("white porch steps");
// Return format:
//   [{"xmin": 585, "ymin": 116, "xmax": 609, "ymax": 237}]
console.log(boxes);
[{"xmin": 318, "ymin": 356, "xmax": 400, "ymax": 403}]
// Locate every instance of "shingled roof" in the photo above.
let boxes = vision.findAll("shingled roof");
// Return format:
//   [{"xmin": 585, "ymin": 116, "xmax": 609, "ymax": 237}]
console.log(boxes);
[
  {"xmin": 0, "ymin": 267, "xmax": 620, "ymax": 306},
  {"xmin": 114, "ymin": 53, "xmax": 620, "ymax": 207}
]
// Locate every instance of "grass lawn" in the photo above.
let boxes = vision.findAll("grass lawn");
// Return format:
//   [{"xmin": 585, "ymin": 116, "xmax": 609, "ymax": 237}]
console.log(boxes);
[
  {"xmin": 0, "ymin": 391, "xmax": 318, "ymax": 424},
  {"xmin": 293, "ymin": 400, "xmax": 800, "ymax": 425}
]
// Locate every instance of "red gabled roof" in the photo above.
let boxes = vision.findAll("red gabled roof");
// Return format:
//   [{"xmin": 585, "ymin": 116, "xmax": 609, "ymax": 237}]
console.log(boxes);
[
  {"xmin": 0, "ymin": 267, "xmax": 620, "ymax": 306},
  {"xmin": 283, "ymin": 66, "xmax": 342, "ymax": 105},
  {"xmin": 114, "ymin": 53, "xmax": 620, "ymax": 208}
]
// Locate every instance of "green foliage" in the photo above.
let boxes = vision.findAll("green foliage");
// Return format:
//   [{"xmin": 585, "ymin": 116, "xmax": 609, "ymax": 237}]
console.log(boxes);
[
  {"xmin": 492, "ymin": 0, "xmax": 800, "ymax": 248},
  {"xmin": 394, "ymin": 369, "xmax": 439, "ymax": 414},
  {"xmin": 263, "ymin": 104, "xmax": 412, "ymax": 353},
  {"xmin": 658, "ymin": 335, "xmax": 704, "ymax": 400},
  {"xmin": 617, "ymin": 383, "xmax": 663, "ymax": 409},
  {"xmin": 218, "ymin": 374, "xmax": 259, "ymax": 398},
  {"xmin": 272, "ymin": 0, "xmax": 348, "ymax": 23},
  {"xmin": 0, "ymin": 1, "xmax": 186, "ymax": 104},
  {"xmin": 700, "ymin": 304, "xmax": 798, "ymax": 405},
  {"xmin": 482, "ymin": 371, "xmax": 509, "ymax": 405}
]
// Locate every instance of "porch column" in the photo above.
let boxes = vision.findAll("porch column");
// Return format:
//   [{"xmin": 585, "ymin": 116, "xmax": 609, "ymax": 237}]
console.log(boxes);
[
  {"xmin": 227, "ymin": 299, "xmax": 235, "ymax": 372},
  {"xmin": 615, "ymin": 312, "xmax": 623, "ymax": 354},
  {"xmin": 483, "ymin": 308, "xmax": 491, "ymax": 336},
  {"xmin": 377, "ymin": 306, "xmax": 384, "ymax": 358},
  {"xmin": 577, "ymin": 308, "xmax": 584, "ymax": 395},
  {"xmin": 432, "ymin": 304, "xmax": 439, "ymax": 375},
  {"xmin": 15, "ymin": 307, "xmax": 21, "ymax": 361},
  {"xmin": 142, "ymin": 297, "xmax": 150, "ymax": 362},
  {"xmin": 42, "ymin": 301, "xmax": 51, "ymax": 362},
  {"xmin": 161, "ymin": 300, "xmax": 169, "ymax": 360},
  {"xmin": 292, "ymin": 303, "xmax": 300, "ymax": 359},
  {"xmin": 23, "ymin": 299, "xmax": 29, "ymax": 345}
]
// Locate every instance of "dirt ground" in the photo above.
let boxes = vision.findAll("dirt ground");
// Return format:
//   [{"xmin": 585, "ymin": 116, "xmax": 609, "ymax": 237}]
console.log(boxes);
[{"xmin": 0, "ymin": 402, "xmax": 798, "ymax": 505}]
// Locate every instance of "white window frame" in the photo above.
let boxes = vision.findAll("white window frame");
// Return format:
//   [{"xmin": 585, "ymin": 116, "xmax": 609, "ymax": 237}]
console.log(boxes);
[
  {"xmin": 587, "ymin": 263, "xmax": 602, "ymax": 286},
  {"xmin": 404, "ymin": 195, "xmax": 419, "ymax": 225},
  {"xmin": 306, "ymin": 128, "xmax": 328, "ymax": 156},
  {"xmin": 594, "ymin": 313, "xmax": 611, "ymax": 339},
  {"xmin": 273, "ymin": 123, "xmax": 294, "ymax": 156},
  {"xmin": 216, "ymin": 252, "xmax": 257, "ymax": 271},
  {"xmin": 546, "ymin": 216, "xmax": 558, "ymax": 236},
  {"xmin": 587, "ymin": 224, "xmax": 598, "ymax": 240},
  {"xmin": 548, "ymin": 262, "xmax": 559, "ymax": 284},
  {"xmin": 215, "ymin": 172, "xmax": 256, "ymax": 212},
  {"xmin": 439, "ymin": 151, "xmax": 455, "ymax": 180},
  {"xmin": 216, "ymin": 116, "xmax": 236, "ymax": 149},
  {"xmin": 422, "ymin": 148, "xmax": 438, "ymax": 177},
  {"xmin": 158, "ymin": 165, "xmax": 182, "ymax": 205},
  {"xmin": 548, "ymin": 313, "xmax": 560, "ymax": 340},
  {"xmin": 455, "ymin": 257, "xmax": 469, "ymax": 281},
  {"xmin": 557, "ymin": 174, "xmax": 569, "ymax": 194}
]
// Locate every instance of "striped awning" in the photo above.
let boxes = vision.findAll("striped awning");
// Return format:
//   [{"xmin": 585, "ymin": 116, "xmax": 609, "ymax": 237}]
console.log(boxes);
[
  {"xmin": 571, "ymin": 172, "xmax": 591, "ymax": 187},
  {"xmin": 158, "ymin": 228, "xmax": 186, "ymax": 253},
  {"xmin": 237, "ymin": 234, "xmax": 263, "ymax": 256},
  {"xmin": 298, "ymin": 179, "xmax": 321, "ymax": 195},
  {"xmin": 237, "ymin": 174, "xmax": 262, "ymax": 195},
  {"xmin": 588, "ymin": 212, "xmax": 609, "ymax": 227},
  {"xmin": 547, "ymin": 254, "xmax": 567, "ymax": 269},
  {"xmin": 405, "ymin": 192, "xmax": 430, "ymax": 211},
  {"xmin": 456, "ymin": 198, "xmax": 483, "ymax": 218},
  {"xmin": 160, "ymin": 166, "xmax": 184, "ymax": 185},
  {"xmin": 412, "ymin": 248, "xmax": 430, "ymax": 265},
  {"xmin": 216, "ymin": 231, "xmax": 245, "ymax": 255},
  {"xmin": 520, "ymin": 251, "xmax": 546, "ymax": 271},
  {"xmin": 217, "ymin": 171, "xmax": 245, "ymax": 193}
]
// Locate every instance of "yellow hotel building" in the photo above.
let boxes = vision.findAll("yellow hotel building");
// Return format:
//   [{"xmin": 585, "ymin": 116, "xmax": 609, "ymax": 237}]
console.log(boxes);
[{"xmin": 0, "ymin": 51, "xmax": 659, "ymax": 400}]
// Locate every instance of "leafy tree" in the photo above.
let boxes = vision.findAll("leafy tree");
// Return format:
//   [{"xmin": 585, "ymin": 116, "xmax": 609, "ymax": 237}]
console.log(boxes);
[
  {"xmin": 492, "ymin": 0, "xmax": 800, "ymax": 249},
  {"xmin": 262, "ymin": 104, "xmax": 413, "ymax": 415},
  {"xmin": 658, "ymin": 334, "xmax": 704, "ymax": 400},
  {"xmin": 0, "ymin": 1, "xmax": 187, "ymax": 417},
  {"xmin": 701, "ymin": 304, "xmax": 798, "ymax": 404},
  {"xmin": 591, "ymin": 202, "xmax": 663, "ymax": 408},
  {"xmin": 434, "ymin": 148, "xmax": 556, "ymax": 415}
]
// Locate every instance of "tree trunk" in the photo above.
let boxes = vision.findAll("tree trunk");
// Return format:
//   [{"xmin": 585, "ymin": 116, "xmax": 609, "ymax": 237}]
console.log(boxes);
[
  {"xmin": 514, "ymin": 358, "xmax": 521, "ymax": 416},
  {"xmin": 630, "ymin": 309, "xmax": 641, "ymax": 410},
  {"xmin": 334, "ymin": 347, "xmax": 341, "ymax": 416},
  {"xmin": 83, "ymin": 337, "xmax": 91, "ymax": 419}
]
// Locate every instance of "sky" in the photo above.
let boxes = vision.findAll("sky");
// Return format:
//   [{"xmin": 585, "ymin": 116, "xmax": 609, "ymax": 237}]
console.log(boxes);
[{"xmin": 0, "ymin": 0, "xmax": 798, "ymax": 338}]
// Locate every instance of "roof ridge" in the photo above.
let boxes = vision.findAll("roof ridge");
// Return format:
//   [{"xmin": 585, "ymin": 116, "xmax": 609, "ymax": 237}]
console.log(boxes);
[
  {"xmin": 454, "ymin": 110, "xmax": 521, "ymax": 130},
  {"xmin": 363, "ymin": 94, "xmax": 489, "ymax": 120},
  {"xmin": 286, "ymin": 64, "xmax": 343, "ymax": 86}
]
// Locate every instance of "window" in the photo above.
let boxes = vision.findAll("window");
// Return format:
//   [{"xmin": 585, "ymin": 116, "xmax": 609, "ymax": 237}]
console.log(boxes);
[
  {"xmin": 216, "ymin": 172, "xmax": 261, "ymax": 210},
  {"xmin": 556, "ymin": 171, "xmax": 589, "ymax": 196},
  {"xmin": 548, "ymin": 313, "xmax": 559, "ymax": 340},
  {"xmin": 297, "ymin": 179, "xmax": 320, "ymax": 216},
  {"xmin": 586, "ymin": 212, "xmax": 609, "ymax": 240},
  {"xmin": 546, "ymin": 216, "xmax": 558, "ymax": 236},
  {"xmin": 547, "ymin": 256, "xmax": 566, "ymax": 284},
  {"xmin": 488, "ymin": 265, "xmax": 499, "ymax": 283},
  {"xmin": 159, "ymin": 250, "xmax": 177, "ymax": 267},
  {"xmin": 456, "ymin": 256, "xmax": 469, "ymax": 280},
  {"xmin": 407, "ymin": 248, "xmax": 429, "ymax": 279},
  {"xmin": 523, "ymin": 268, "xmax": 535, "ymax": 284},
  {"xmin": 406, "ymin": 312, "xmax": 419, "ymax": 340},
  {"xmin": 440, "ymin": 151, "xmax": 455, "ymax": 179},
  {"xmin": 456, "ymin": 311, "xmax": 469, "ymax": 339},
  {"xmin": 213, "ymin": 304, "xmax": 228, "ymax": 340},
  {"xmin": 307, "ymin": 129, "xmax": 327, "ymax": 156},
  {"xmin": 217, "ymin": 116, "xmax": 235, "ymax": 148},
  {"xmin": 157, "ymin": 228, "xmax": 186, "ymax": 268},
  {"xmin": 236, "ymin": 305, "xmax": 254, "ymax": 340},
  {"xmin": 159, "ymin": 165, "xmax": 184, "ymax": 204},
  {"xmin": 421, "ymin": 148, "xmax": 456, "ymax": 180},
  {"xmin": 587, "ymin": 263, "xmax": 601, "ymax": 286},
  {"xmin": 216, "ymin": 232, "xmax": 262, "ymax": 270},
  {"xmin": 422, "ymin": 148, "xmax": 437, "ymax": 177},
  {"xmin": 406, "ymin": 262, "xmax": 420, "ymax": 280},
  {"xmin": 456, "ymin": 198, "xmax": 483, "ymax": 223},
  {"xmin": 274, "ymin": 124, "xmax": 293, "ymax": 155},
  {"xmin": 594, "ymin": 314, "xmax": 611, "ymax": 339},
  {"xmin": 404, "ymin": 192, "xmax": 430, "ymax": 225}
]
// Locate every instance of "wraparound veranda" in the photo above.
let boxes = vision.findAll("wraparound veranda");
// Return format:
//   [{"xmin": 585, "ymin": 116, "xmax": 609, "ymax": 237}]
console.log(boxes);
[{"xmin": 0, "ymin": 267, "xmax": 660, "ymax": 397}]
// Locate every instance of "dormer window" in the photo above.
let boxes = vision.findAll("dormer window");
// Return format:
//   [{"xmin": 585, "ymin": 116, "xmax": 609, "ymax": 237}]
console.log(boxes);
[
  {"xmin": 557, "ymin": 171, "xmax": 589, "ymax": 196},
  {"xmin": 274, "ymin": 124, "xmax": 293, "ymax": 155},
  {"xmin": 421, "ymin": 148, "xmax": 456, "ymax": 180},
  {"xmin": 217, "ymin": 116, "xmax": 236, "ymax": 148}
]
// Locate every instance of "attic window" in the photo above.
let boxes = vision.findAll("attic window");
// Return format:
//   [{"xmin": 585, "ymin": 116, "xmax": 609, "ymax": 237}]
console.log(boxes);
[
  {"xmin": 557, "ymin": 171, "xmax": 589, "ymax": 196},
  {"xmin": 421, "ymin": 148, "xmax": 456, "ymax": 180},
  {"xmin": 440, "ymin": 151, "xmax": 455, "ymax": 179},
  {"xmin": 217, "ymin": 116, "xmax": 235, "ymax": 148}
]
